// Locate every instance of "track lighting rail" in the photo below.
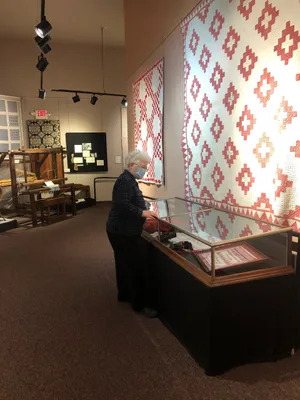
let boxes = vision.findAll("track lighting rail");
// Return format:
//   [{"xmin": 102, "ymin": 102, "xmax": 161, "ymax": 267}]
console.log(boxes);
[
  {"xmin": 51, "ymin": 89, "xmax": 126, "ymax": 97},
  {"xmin": 51, "ymin": 89, "xmax": 127, "ymax": 106}
]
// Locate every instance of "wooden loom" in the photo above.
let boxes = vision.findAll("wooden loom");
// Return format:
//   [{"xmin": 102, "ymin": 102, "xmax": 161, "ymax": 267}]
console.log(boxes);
[
  {"xmin": 0, "ymin": 148, "xmax": 73, "ymax": 225},
  {"xmin": 0, "ymin": 147, "xmax": 92, "ymax": 226}
]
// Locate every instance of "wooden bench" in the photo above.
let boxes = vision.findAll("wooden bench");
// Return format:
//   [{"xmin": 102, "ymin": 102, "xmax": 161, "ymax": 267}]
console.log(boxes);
[{"xmin": 36, "ymin": 195, "xmax": 70, "ymax": 225}]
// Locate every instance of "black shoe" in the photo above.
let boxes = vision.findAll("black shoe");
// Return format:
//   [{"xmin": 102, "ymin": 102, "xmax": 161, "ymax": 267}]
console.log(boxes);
[
  {"xmin": 132, "ymin": 303, "xmax": 143, "ymax": 312},
  {"xmin": 117, "ymin": 293, "xmax": 130, "ymax": 302},
  {"xmin": 142, "ymin": 307, "xmax": 158, "ymax": 318}
]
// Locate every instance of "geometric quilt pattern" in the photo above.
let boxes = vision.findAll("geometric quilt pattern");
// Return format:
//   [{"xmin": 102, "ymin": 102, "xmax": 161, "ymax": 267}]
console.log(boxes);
[
  {"xmin": 189, "ymin": 209, "xmax": 280, "ymax": 243},
  {"xmin": 27, "ymin": 120, "xmax": 61, "ymax": 149},
  {"xmin": 181, "ymin": 0, "xmax": 300, "ymax": 231},
  {"xmin": 133, "ymin": 58, "xmax": 164, "ymax": 184}
]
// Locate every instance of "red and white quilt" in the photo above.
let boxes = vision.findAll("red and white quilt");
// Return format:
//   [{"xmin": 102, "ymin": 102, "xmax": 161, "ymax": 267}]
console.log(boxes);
[
  {"xmin": 181, "ymin": 0, "xmax": 300, "ymax": 230},
  {"xmin": 133, "ymin": 58, "xmax": 164, "ymax": 185}
]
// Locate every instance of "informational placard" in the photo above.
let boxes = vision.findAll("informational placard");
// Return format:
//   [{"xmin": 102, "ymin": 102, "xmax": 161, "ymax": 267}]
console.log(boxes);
[{"xmin": 197, "ymin": 243, "xmax": 268, "ymax": 271}]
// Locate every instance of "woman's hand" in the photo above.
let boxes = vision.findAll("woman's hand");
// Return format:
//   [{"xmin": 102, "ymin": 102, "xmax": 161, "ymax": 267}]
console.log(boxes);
[{"xmin": 142, "ymin": 210, "xmax": 157, "ymax": 220}]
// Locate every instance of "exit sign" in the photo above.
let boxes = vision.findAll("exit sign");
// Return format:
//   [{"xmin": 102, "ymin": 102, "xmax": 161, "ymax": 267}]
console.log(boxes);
[{"xmin": 35, "ymin": 109, "xmax": 48, "ymax": 119}]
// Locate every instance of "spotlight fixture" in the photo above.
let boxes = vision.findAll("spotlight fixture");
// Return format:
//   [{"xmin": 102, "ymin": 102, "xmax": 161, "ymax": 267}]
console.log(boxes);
[
  {"xmin": 72, "ymin": 93, "xmax": 80, "ymax": 103},
  {"xmin": 121, "ymin": 96, "xmax": 128, "ymax": 107},
  {"xmin": 38, "ymin": 88, "xmax": 46, "ymax": 99},
  {"xmin": 90, "ymin": 95, "xmax": 98, "ymax": 105},
  {"xmin": 35, "ymin": 17, "xmax": 52, "ymax": 38},
  {"xmin": 35, "ymin": 35, "xmax": 51, "ymax": 54},
  {"xmin": 36, "ymin": 54, "xmax": 48, "ymax": 72}
]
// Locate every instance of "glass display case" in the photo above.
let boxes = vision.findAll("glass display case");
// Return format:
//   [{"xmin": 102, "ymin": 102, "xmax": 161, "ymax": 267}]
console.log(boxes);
[
  {"xmin": 148, "ymin": 197, "xmax": 293, "ymax": 284},
  {"xmin": 145, "ymin": 197, "xmax": 296, "ymax": 375}
]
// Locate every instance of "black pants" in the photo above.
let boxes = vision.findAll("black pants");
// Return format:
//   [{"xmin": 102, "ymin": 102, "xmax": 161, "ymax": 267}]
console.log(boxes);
[{"xmin": 107, "ymin": 231, "xmax": 156, "ymax": 311}]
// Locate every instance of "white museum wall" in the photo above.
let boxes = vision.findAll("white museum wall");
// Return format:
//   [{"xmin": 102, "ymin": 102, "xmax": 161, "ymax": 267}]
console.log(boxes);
[
  {"xmin": 0, "ymin": 38, "xmax": 127, "ymax": 200},
  {"xmin": 124, "ymin": 0, "xmax": 200, "ymax": 77},
  {"xmin": 124, "ymin": 0, "xmax": 199, "ymax": 199}
]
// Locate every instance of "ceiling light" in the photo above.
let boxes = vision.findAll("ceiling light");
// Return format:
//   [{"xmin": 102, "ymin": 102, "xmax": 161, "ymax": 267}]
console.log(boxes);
[
  {"xmin": 90, "ymin": 95, "xmax": 98, "ymax": 105},
  {"xmin": 38, "ymin": 89, "xmax": 46, "ymax": 99},
  {"xmin": 36, "ymin": 55, "xmax": 48, "ymax": 72},
  {"xmin": 35, "ymin": 35, "xmax": 51, "ymax": 54},
  {"xmin": 35, "ymin": 18, "xmax": 52, "ymax": 38},
  {"xmin": 72, "ymin": 93, "xmax": 80, "ymax": 103},
  {"xmin": 121, "ymin": 96, "xmax": 128, "ymax": 107}
]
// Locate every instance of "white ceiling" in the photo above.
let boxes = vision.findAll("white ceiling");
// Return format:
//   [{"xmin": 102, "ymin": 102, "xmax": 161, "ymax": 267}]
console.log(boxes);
[{"xmin": 0, "ymin": 0, "xmax": 125, "ymax": 47}]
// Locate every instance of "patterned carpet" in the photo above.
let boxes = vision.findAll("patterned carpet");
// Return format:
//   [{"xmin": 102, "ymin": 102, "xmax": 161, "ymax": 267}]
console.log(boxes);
[{"xmin": 0, "ymin": 203, "xmax": 300, "ymax": 399}]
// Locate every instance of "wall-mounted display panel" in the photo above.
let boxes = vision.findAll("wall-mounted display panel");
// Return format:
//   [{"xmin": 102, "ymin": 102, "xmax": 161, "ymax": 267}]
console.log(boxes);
[
  {"xmin": 27, "ymin": 120, "xmax": 61, "ymax": 148},
  {"xmin": 66, "ymin": 132, "xmax": 108, "ymax": 173}
]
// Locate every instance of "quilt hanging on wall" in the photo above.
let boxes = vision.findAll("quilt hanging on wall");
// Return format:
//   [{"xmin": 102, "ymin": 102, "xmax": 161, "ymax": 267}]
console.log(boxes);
[
  {"xmin": 181, "ymin": 0, "xmax": 300, "ymax": 230},
  {"xmin": 27, "ymin": 120, "xmax": 61, "ymax": 148},
  {"xmin": 133, "ymin": 58, "xmax": 164, "ymax": 185}
]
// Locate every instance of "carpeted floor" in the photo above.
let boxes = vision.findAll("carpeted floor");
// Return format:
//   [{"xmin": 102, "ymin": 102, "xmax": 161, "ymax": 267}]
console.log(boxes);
[{"xmin": 1, "ymin": 203, "xmax": 300, "ymax": 399}]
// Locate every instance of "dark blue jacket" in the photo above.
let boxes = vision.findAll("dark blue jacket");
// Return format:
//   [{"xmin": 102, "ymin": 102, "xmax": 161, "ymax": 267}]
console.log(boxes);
[{"xmin": 106, "ymin": 169, "xmax": 147, "ymax": 236}]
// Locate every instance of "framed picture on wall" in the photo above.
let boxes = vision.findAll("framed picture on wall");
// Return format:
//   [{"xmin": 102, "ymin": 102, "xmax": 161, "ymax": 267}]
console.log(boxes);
[
  {"xmin": 66, "ymin": 132, "xmax": 108, "ymax": 173},
  {"xmin": 27, "ymin": 120, "xmax": 61, "ymax": 148}
]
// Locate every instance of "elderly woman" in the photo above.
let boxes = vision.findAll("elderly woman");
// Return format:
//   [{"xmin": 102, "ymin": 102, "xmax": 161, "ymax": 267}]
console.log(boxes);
[{"xmin": 106, "ymin": 150, "xmax": 157, "ymax": 317}]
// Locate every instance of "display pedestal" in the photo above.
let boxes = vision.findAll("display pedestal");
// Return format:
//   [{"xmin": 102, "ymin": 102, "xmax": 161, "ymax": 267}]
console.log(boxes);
[{"xmin": 148, "ymin": 240, "xmax": 297, "ymax": 375}]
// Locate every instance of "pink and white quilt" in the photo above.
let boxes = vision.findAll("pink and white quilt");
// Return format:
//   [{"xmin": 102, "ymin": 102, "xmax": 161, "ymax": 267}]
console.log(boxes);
[
  {"xmin": 181, "ymin": 0, "xmax": 300, "ymax": 230},
  {"xmin": 133, "ymin": 58, "xmax": 164, "ymax": 185}
]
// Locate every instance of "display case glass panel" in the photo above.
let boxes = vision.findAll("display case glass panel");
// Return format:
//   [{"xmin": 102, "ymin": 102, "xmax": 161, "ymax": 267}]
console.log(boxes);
[
  {"xmin": 148, "ymin": 198, "xmax": 292, "ymax": 282},
  {"xmin": 162, "ymin": 208, "xmax": 284, "ymax": 244},
  {"xmin": 149, "ymin": 197, "xmax": 211, "ymax": 219}
]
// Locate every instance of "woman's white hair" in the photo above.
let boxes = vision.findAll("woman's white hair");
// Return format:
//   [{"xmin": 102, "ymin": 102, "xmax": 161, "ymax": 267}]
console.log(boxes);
[{"xmin": 126, "ymin": 150, "xmax": 151, "ymax": 167}]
